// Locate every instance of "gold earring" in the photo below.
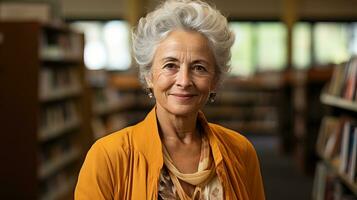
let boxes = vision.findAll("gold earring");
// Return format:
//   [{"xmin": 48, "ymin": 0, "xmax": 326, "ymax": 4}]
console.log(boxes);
[
  {"xmin": 209, "ymin": 92, "xmax": 216, "ymax": 103},
  {"xmin": 147, "ymin": 88, "xmax": 154, "ymax": 98}
]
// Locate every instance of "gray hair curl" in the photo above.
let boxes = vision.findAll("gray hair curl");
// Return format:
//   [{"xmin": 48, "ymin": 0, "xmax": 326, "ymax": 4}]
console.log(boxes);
[{"xmin": 132, "ymin": 0, "xmax": 235, "ymax": 87}]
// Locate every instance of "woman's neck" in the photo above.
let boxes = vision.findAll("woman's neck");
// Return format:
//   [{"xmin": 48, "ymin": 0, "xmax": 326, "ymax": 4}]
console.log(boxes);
[{"xmin": 156, "ymin": 105, "xmax": 201, "ymax": 145}]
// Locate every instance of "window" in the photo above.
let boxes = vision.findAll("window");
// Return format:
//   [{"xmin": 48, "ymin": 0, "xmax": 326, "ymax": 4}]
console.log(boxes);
[
  {"xmin": 292, "ymin": 23, "xmax": 311, "ymax": 69},
  {"xmin": 70, "ymin": 20, "xmax": 131, "ymax": 71},
  {"xmin": 229, "ymin": 22, "xmax": 287, "ymax": 77},
  {"xmin": 229, "ymin": 22, "xmax": 254, "ymax": 76},
  {"xmin": 314, "ymin": 23, "xmax": 350, "ymax": 65},
  {"xmin": 293, "ymin": 22, "xmax": 357, "ymax": 68},
  {"xmin": 255, "ymin": 23, "xmax": 287, "ymax": 72}
]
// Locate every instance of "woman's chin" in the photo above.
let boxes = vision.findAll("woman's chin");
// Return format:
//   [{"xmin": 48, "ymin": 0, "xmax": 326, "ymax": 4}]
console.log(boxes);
[{"xmin": 165, "ymin": 104, "xmax": 201, "ymax": 117}]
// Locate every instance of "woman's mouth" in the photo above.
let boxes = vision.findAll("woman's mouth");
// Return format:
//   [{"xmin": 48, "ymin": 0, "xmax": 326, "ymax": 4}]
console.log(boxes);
[{"xmin": 170, "ymin": 93, "xmax": 197, "ymax": 101}]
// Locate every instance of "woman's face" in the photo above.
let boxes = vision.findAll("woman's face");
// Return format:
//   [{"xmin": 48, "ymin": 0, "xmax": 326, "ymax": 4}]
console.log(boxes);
[{"xmin": 146, "ymin": 30, "xmax": 217, "ymax": 117}]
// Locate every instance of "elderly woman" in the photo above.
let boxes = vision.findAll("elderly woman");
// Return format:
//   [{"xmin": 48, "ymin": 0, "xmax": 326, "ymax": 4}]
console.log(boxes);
[{"xmin": 75, "ymin": 0, "xmax": 265, "ymax": 199}]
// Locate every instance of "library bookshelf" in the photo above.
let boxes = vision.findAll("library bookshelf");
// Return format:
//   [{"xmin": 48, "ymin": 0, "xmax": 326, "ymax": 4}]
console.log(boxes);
[
  {"xmin": 0, "ymin": 22, "xmax": 91, "ymax": 199},
  {"xmin": 108, "ymin": 74, "xmax": 155, "ymax": 131},
  {"xmin": 86, "ymin": 70, "xmax": 154, "ymax": 140},
  {"xmin": 203, "ymin": 72, "xmax": 286, "ymax": 137},
  {"xmin": 314, "ymin": 58, "xmax": 357, "ymax": 199}
]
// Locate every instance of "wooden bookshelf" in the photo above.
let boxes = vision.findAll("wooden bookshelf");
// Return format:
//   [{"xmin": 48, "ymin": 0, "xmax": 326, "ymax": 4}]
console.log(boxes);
[
  {"xmin": 202, "ymin": 72, "xmax": 287, "ymax": 137},
  {"xmin": 40, "ymin": 176, "xmax": 77, "ymax": 200},
  {"xmin": 324, "ymin": 159, "xmax": 357, "ymax": 196},
  {"xmin": 314, "ymin": 58, "xmax": 357, "ymax": 198},
  {"xmin": 86, "ymin": 71, "xmax": 154, "ymax": 140},
  {"xmin": 39, "ymin": 86, "xmax": 81, "ymax": 102},
  {"xmin": 0, "ymin": 21, "xmax": 91, "ymax": 199},
  {"xmin": 38, "ymin": 148, "xmax": 81, "ymax": 180},
  {"xmin": 321, "ymin": 94, "xmax": 357, "ymax": 112},
  {"xmin": 38, "ymin": 118, "xmax": 81, "ymax": 142}
]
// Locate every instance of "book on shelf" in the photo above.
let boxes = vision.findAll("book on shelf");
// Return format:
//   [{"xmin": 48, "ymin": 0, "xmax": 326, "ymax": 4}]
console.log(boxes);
[
  {"xmin": 339, "ymin": 122, "xmax": 357, "ymax": 176},
  {"xmin": 328, "ymin": 56, "xmax": 357, "ymax": 102},
  {"xmin": 313, "ymin": 161, "xmax": 357, "ymax": 200},
  {"xmin": 312, "ymin": 162, "xmax": 327, "ymax": 200},
  {"xmin": 39, "ymin": 67, "xmax": 81, "ymax": 100},
  {"xmin": 40, "ymin": 30, "xmax": 83, "ymax": 61},
  {"xmin": 317, "ymin": 116, "xmax": 357, "ymax": 182},
  {"xmin": 344, "ymin": 57, "xmax": 357, "ymax": 101},
  {"xmin": 348, "ymin": 129, "xmax": 357, "ymax": 182},
  {"xmin": 40, "ymin": 101, "xmax": 79, "ymax": 137},
  {"xmin": 316, "ymin": 116, "xmax": 342, "ymax": 160}
]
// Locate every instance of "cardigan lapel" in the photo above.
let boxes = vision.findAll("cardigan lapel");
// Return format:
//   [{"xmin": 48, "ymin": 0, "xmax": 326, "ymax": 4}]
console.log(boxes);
[{"xmin": 132, "ymin": 107, "xmax": 164, "ymax": 169}]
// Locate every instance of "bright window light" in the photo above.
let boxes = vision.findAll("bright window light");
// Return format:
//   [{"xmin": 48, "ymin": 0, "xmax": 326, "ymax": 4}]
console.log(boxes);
[
  {"xmin": 293, "ymin": 23, "xmax": 311, "ymax": 69},
  {"xmin": 229, "ymin": 22, "xmax": 255, "ymax": 76},
  {"xmin": 314, "ymin": 23, "xmax": 349, "ymax": 65},
  {"xmin": 229, "ymin": 22, "xmax": 287, "ymax": 76},
  {"xmin": 71, "ymin": 20, "xmax": 131, "ymax": 71},
  {"xmin": 255, "ymin": 23, "xmax": 287, "ymax": 72}
]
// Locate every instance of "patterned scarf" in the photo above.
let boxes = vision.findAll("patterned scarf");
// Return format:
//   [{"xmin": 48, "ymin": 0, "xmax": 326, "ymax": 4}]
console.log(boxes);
[{"xmin": 159, "ymin": 136, "xmax": 219, "ymax": 200}]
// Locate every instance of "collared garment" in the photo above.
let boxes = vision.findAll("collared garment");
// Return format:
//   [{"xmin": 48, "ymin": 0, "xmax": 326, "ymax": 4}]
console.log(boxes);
[{"xmin": 75, "ymin": 107, "xmax": 265, "ymax": 200}]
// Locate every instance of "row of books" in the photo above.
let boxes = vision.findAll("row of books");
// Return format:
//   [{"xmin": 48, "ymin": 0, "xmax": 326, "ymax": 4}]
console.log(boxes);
[
  {"xmin": 39, "ymin": 67, "xmax": 80, "ymax": 100},
  {"xmin": 217, "ymin": 90, "xmax": 277, "ymax": 105},
  {"xmin": 313, "ymin": 162, "xmax": 356, "ymax": 200},
  {"xmin": 38, "ymin": 135, "xmax": 78, "ymax": 178},
  {"xmin": 92, "ymin": 115, "xmax": 128, "ymax": 139},
  {"xmin": 316, "ymin": 116, "xmax": 357, "ymax": 183},
  {"xmin": 92, "ymin": 87, "xmax": 125, "ymax": 115},
  {"xmin": 328, "ymin": 56, "xmax": 357, "ymax": 102},
  {"xmin": 92, "ymin": 110, "xmax": 150, "ymax": 139},
  {"xmin": 39, "ymin": 101, "xmax": 79, "ymax": 136},
  {"xmin": 40, "ymin": 31, "xmax": 83, "ymax": 61},
  {"xmin": 203, "ymin": 106, "xmax": 278, "ymax": 121},
  {"xmin": 40, "ymin": 168, "xmax": 76, "ymax": 200}
]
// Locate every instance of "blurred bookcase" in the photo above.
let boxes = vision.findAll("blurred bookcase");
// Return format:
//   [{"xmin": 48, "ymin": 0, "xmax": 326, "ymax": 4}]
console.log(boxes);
[
  {"xmin": 313, "ymin": 57, "xmax": 357, "ymax": 199},
  {"xmin": 87, "ymin": 71, "xmax": 154, "ymax": 140},
  {"xmin": 203, "ymin": 73, "xmax": 286, "ymax": 136},
  {"xmin": 0, "ymin": 21, "xmax": 91, "ymax": 199},
  {"xmin": 108, "ymin": 73, "xmax": 155, "ymax": 131}
]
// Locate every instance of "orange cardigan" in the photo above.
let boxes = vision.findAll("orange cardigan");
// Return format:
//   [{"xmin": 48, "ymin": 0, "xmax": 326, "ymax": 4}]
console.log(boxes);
[{"xmin": 75, "ymin": 108, "xmax": 265, "ymax": 200}]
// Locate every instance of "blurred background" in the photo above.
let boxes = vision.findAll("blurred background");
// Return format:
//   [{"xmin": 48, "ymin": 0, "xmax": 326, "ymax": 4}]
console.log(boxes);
[{"xmin": 0, "ymin": 0, "xmax": 357, "ymax": 199}]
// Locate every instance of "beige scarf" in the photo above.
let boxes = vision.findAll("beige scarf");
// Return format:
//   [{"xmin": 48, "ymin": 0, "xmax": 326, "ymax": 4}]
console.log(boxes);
[{"xmin": 162, "ymin": 136, "xmax": 216, "ymax": 200}]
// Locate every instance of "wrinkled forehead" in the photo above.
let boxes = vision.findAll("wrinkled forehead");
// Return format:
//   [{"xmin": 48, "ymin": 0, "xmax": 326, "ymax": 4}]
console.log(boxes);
[{"xmin": 154, "ymin": 30, "xmax": 215, "ymax": 62}]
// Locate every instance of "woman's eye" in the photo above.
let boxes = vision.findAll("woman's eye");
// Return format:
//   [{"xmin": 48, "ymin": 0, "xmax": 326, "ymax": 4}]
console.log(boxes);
[
  {"xmin": 193, "ymin": 65, "xmax": 206, "ymax": 72},
  {"xmin": 163, "ymin": 63, "xmax": 177, "ymax": 70}
]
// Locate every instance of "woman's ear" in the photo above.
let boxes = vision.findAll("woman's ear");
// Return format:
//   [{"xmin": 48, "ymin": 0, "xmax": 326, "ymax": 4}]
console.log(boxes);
[{"xmin": 145, "ymin": 73, "xmax": 153, "ymax": 88}]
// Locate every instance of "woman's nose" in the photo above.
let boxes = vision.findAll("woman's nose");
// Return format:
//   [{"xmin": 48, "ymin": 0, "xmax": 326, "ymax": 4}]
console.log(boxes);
[{"xmin": 176, "ymin": 66, "xmax": 193, "ymax": 88}]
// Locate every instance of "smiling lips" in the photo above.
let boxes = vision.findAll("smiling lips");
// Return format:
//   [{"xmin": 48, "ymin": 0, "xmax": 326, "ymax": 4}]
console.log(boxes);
[{"xmin": 170, "ymin": 93, "xmax": 197, "ymax": 101}]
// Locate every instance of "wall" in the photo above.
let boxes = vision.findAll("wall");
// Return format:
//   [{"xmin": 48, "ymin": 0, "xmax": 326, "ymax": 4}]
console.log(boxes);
[
  {"xmin": 61, "ymin": 0, "xmax": 127, "ymax": 19},
  {"xmin": 60, "ymin": 0, "xmax": 357, "ymax": 21}
]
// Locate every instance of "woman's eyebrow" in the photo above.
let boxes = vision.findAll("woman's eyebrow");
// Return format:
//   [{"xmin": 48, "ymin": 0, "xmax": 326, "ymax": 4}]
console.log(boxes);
[
  {"xmin": 161, "ymin": 57, "xmax": 210, "ymax": 64},
  {"xmin": 192, "ymin": 59, "xmax": 210, "ymax": 66},
  {"xmin": 161, "ymin": 57, "xmax": 179, "ymax": 62}
]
